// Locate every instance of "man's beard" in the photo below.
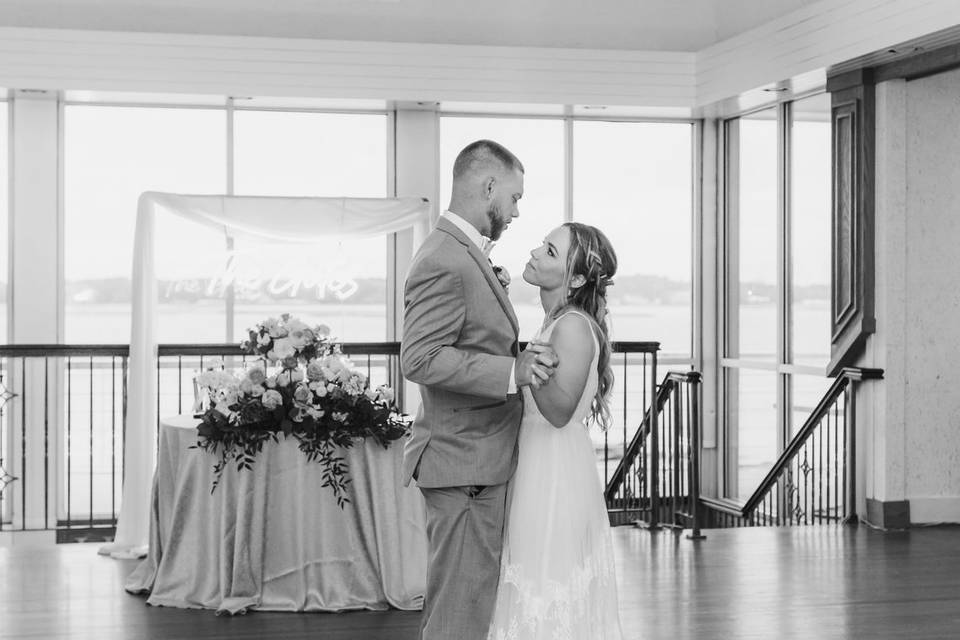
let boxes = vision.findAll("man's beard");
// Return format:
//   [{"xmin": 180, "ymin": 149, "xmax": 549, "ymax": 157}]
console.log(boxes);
[{"xmin": 486, "ymin": 202, "xmax": 506, "ymax": 241}]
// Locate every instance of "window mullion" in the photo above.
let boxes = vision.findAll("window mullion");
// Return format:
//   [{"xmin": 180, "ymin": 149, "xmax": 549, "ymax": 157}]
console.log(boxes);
[
  {"xmin": 777, "ymin": 102, "xmax": 791, "ymax": 453},
  {"xmin": 224, "ymin": 98, "xmax": 235, "ymax": 344}
]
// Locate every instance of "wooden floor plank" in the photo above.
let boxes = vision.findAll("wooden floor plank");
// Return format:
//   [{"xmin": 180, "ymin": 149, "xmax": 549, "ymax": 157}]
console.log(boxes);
[{"xmin": 1, "ymin": 524, "xmax": 959, "ymax": 639}]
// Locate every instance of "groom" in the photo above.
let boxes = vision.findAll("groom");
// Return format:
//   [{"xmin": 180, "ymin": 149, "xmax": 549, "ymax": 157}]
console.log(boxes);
[{"xmin": 401, "ymin": 139, "xmax": 557, "ymax": 640}]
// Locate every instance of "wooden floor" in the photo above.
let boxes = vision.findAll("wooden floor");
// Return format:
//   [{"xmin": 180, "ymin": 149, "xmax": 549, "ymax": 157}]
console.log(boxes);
[{"xmin": 1, "ymin": 524, "xmax": 959, "ymax": 639}]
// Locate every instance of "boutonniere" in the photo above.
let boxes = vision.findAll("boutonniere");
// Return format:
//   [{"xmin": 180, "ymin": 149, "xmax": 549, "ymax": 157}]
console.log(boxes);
[{"xmin": 491, "ymin": 264, "xmax": 511, "ymax": 291}]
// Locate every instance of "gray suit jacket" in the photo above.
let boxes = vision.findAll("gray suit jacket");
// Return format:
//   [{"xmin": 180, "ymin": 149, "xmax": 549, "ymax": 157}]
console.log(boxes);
[{"xmin": 400, "ymin": 217, "xmax": 523, "ymax": 488}]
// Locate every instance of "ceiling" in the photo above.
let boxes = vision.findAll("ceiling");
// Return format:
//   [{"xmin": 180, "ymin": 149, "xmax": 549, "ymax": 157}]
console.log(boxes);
[{"xmin": 0, "ymin": 0, "xmax": 820, "ymax": 51}]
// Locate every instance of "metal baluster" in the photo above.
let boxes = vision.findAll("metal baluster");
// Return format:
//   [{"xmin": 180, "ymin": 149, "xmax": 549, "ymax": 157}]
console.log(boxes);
[
  {"xmin": 805, "ymin": 442, "xmax": 811, "ymax": 525},
  {"xmin": 641, "ymin": 354, "xmax": 647, "ymax": 523},
  {"xmin": 111, "ymin": 356, "xmax": 117, "ymax": 526},
  {"xmin": 44, "ymin": 358, "xmax": 50, "ymax": 529},
  {"xmin": 688, "ymin": 374, "xmax": 704, "ymax": 539},
  {"xmin": 620, "ymin": 352, "xmax": 642, "ymax": 518},
  {"xmin": 649, "ymin": 353, "xmax": 659, "ymax": 530},
  {"xmin": 121, "ymin": 356, "xmax": 128, "ymax": 485},
  {"xmin": 20, "ymin": 357, "xmax": 27, "ymax": 530},
  {"xmin": 604, "ymin": 410, "xmax": 610, "ymax": 500},
  {"xmin": 67, "ymin": 356, "xmax": 72, "ymax": 531},
  {"xmin": 839, "ymin": 388, "xmax": 845, "ymax": 520},
  {"xmin": 156, "ymin": 356, "xmax": 161, "ymax": 451},
  {"xmin": 825, "ymin": 412, "xmax": 831, "ymax": 521},
  {"xmin": 89, "ymin": 356, "xmax": 94, "ymax": 531},
  {"xmin": 177, "ymin": 356, "xmax": 182, "ymax": 414},
  {"xmin": 789, "ymin": 464, "xmax": 795, "ymax": 525},
  {"xmin": 818, "ymin": 418, "xmax": 823, "ymax": 524}
]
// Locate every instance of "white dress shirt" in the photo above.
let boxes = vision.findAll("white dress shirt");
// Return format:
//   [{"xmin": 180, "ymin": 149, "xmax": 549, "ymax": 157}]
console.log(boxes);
[{"xmin": 442, "ymin": 210, "xmax": 517, "ymax": 394}]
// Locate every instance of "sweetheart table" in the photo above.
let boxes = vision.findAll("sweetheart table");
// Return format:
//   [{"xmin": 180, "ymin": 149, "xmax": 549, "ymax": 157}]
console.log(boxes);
[{"xmin": 124, "ymin": 415, "xmax": 427, "ymax": 615}]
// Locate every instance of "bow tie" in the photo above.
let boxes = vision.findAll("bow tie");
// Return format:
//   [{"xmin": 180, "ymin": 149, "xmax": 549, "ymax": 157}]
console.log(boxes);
[{"xmin": 479, "ymin": 236, "xmax": 495, "ymax": 257}]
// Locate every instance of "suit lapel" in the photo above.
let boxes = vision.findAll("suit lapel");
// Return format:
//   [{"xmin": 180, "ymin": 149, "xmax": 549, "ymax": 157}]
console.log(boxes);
[{"xmin": 436, "ymin": 218, "xmax": 520, "ymax": 337}]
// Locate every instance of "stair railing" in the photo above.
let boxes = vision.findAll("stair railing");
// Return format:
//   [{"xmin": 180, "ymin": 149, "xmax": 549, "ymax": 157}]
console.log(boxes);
[
  {"xmin": 700, "ymin": 367, "xmax": 883, "ymax": 527},
  {"xmin": 605, "ymin": 370, "xmax": 702, "ymax": 536}
]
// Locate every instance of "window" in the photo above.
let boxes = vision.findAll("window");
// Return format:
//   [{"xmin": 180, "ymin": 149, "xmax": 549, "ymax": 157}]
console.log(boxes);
[
  {"xmin": 64, "ymin": 106, "xmax": 391, "ymax": 344},
  {"xmin": 230, "ymin": 110, "xmax": 389, "ymax": 342},
  {"xmin": 64, "ymin": 106, "xmax": 227, "ymax": 343},
  {"xmin": 724, "ymin": 107, "xmax": 779, "ymax": 500},
  {"xmin": 573, "ymin": 121, "xmax": 693, "ymax": 355},
  {"xmin": 728, "ymin": 109, "xmax": 778, "ymax": 363},
  {"xmin": 441, "ymin": 116, "xmax": 695, "ymax": 487},
  {"xmin": 790, "ymin": 94, "xmax": 832, "ymax": 368},
  {"xmin": 439, "ymin": 116, "xmax": 565, "ymax": 340},
  {"xmin": 789, "ymin": 93, "xmax": 832, "ymax": 436},
  {"xmin": 722, "ymin": 95, "xmax": 833, "ymax": 500}
]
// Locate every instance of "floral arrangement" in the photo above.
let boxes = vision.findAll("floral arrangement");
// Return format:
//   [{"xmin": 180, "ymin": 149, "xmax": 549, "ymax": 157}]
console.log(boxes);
[{"xmin": 193, "ymin": 314, "xmax": 409, "ymax": 506}]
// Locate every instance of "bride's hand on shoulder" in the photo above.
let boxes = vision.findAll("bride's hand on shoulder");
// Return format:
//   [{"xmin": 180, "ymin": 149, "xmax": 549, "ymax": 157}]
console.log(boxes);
[{"xmin": 531, "ymin": 313, "xmax": 596, "ymax": 428}]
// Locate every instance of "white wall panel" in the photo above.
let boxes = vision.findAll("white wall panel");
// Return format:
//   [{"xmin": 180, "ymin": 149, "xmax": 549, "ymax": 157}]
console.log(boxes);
[
  {"xmin": 697, "ymin": 0, "xmax": 960, "ymax": 107},
  {"xmin": 0, "ymin": 27, "xmax": 696, "ymax": 108}
]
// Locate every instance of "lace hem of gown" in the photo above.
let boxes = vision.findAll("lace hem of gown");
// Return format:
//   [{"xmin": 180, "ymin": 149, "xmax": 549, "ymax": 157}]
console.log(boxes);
[{"xmin": 488, "ymin": 550, "xmax": 619, "ymax": 640}]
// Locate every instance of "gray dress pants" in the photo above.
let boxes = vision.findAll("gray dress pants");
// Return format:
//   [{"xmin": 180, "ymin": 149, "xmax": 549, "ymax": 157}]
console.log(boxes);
[{"xmin": 418, "ymin": 484, "xmax": 508, "ymax": 640}]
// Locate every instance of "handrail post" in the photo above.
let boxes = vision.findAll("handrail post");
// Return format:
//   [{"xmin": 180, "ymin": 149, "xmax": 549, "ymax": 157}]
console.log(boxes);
[
  {"xmin": 844, "ymin": 378, "xmax": 858, "ymax": 524},
  {"xmin": 687, "ymin": 372, "xmax": 705, "ymax": 540},
  {"xmin": 648, "ymin": 349, "xmax": 660, "ymax": 530}
]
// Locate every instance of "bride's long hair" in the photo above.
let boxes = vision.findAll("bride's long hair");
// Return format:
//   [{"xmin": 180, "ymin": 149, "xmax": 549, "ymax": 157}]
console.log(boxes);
[{"xmin": 550, "ymin": 222, "xmax": 617, "ymax": 430}]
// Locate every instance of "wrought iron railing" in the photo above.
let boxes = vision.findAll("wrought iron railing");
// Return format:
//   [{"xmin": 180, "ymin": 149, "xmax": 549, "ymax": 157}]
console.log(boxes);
[
  {"xmin": 0, "ymin": 341, "xmax": 661, "ymax": 541},
  {"xmin": 0, "ymin": 343, "xmax": 399, "ymax": 541},
  {"xmin": 701, "ymin": 367, "xmax": 883, "ymax": 528},
  {"xmin": 604, "ymin": 370, "xmax": 702, "ymax": 536}
]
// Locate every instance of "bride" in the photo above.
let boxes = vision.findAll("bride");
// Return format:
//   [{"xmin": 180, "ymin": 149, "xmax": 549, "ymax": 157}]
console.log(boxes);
[{"xmin": 487, "ymin": 222, "xmax": 624, "ymax": 640}]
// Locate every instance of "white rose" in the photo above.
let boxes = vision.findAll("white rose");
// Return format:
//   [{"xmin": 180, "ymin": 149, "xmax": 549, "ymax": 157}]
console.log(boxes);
[
  {"xmin": 261, "ymin": 389, "xmax": 283, "ymax": 410},
  {"xmin": 271, "ymin": 338, "xmax": 296, "ymax": 360},
  {"xmin": 263, "ymin": 317, "xmax": 282, "ymax": 338}
]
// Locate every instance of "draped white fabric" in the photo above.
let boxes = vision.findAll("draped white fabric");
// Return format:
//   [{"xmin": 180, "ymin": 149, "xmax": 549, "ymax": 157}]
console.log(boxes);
[{"xmin": 99, "ymin": 191, "xmax": 432, "ymax": 559}]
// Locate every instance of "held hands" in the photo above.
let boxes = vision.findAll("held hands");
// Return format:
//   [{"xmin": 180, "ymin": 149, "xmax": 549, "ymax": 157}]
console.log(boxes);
[{"xmin": 515, "ymin": 340, "xmax": 559, "ymax": 389}]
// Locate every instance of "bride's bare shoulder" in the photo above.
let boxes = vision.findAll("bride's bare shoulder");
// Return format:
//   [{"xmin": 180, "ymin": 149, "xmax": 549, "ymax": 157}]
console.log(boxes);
[{"xmin": 549, "ymin": 312, "xmax": 596, "ymax": 362}]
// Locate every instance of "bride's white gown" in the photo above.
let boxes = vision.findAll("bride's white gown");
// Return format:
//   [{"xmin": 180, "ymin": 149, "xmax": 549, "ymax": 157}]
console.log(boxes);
[{"xmin": 488, "ymin": 310, "xmax": 624, "ymax": 640}]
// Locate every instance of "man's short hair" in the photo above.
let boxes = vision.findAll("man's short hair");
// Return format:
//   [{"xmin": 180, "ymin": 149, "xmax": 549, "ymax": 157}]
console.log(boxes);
[{"xmin": 452, "ymin": 139, "xmax": 524, "ymax": 180}]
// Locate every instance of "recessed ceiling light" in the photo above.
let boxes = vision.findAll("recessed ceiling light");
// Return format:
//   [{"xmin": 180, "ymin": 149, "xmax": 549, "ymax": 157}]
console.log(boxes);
[{"xmin": 581, "ymin": 105, "xmax": 607, "ymax": 110}]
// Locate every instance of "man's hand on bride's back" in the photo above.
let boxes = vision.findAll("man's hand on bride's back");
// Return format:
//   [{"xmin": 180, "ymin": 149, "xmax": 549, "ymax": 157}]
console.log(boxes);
[{"xmin": 515, "ymin": 341, "xmax": 558, "ymax": 389}]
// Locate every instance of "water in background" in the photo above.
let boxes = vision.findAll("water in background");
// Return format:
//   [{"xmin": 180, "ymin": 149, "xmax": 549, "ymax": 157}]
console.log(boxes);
[{"xmin": 38, "ymin": 300, "xmax": 826, "ymax": 517}]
